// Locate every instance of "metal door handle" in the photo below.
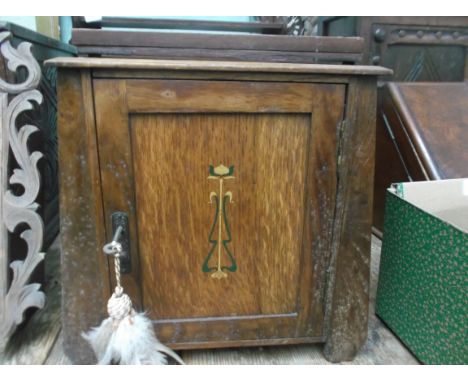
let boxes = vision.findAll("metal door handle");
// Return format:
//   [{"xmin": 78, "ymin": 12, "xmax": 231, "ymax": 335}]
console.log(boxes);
[{"xmin": 103, "ymin": 211, "xmax": 132, "ymax": 274}]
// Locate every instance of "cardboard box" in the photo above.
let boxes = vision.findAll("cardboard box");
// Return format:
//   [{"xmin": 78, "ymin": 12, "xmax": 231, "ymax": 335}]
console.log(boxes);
[{"xmin": 376, "ymin": 179, "xmax": 468, "ymax": 364}]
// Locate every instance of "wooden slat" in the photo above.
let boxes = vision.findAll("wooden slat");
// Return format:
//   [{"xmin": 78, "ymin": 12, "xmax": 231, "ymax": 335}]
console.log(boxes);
[
  {"xmin": 77, "ymin": 46, "xmax": 362, "ymax": 64},
  {"xmin": 46, "ymin": 57, "xmax": 392, "ymax": 76},
  {"xmin": 71, "ymin": 29, "xmax": 364, "ymax": 53},
  {"xmin": 96, "ymin": 17, "xmax": 285, "ymax": 34},
  {"xmin": 91, "ymin": 69, "xmax": 352, "ymax": 84}
]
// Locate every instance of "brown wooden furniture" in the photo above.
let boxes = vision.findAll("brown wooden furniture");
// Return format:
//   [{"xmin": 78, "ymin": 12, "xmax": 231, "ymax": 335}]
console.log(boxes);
[
  {"xmin": 71, "ymin": 29, "xmax": 364, "ymax": 65},
  {"xmin": 47, "ymin": 57, "xmax": 391, "ymax": 364},
  {"xmin": 373, "ymin": 82, "xmax": 468, "ymax": 233},
  {"xmin": 318, "ymin": 17, "xmax": 468, "ymax": 81}
]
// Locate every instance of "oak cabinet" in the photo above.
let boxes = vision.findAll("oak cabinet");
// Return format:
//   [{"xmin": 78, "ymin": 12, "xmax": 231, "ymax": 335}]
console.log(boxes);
[{"xmin": 48, "ymin": 58, "xmax": 390, "ymax": 364}]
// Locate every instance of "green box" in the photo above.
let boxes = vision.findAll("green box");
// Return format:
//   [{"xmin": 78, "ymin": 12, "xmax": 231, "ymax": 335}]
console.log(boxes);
[{"xmin": 376, "ymin": 179, "xmax": 468, "ymax": 364}]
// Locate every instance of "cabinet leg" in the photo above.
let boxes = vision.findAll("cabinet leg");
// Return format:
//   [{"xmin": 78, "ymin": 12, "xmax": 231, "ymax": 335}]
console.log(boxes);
[{"xmin": 323, "ymin": 329, "xmax": 368, "ymax": 363}]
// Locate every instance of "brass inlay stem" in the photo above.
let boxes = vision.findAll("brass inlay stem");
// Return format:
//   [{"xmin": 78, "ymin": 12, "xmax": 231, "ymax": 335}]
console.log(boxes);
[{"xmin": 217, "ymin": 177, "xmax": 224, "ymax": 274}]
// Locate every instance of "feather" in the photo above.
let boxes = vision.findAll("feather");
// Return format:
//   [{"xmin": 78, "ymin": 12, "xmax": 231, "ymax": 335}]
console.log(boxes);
[
  {"xmin": 84, "ymin": 241, "xmax": 184, "ymax": 365},
  {"xmin": 82, "ymin": 310, "xmax": 184, "ymax": 365},
  {"xmin": 81, "ymin": 317, "xmax": 116, "ymax": 364}
]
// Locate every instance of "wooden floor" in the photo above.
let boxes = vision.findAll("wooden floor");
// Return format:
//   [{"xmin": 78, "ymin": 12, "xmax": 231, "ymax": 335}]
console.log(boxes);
[{"xmin": 1, "ymin": 235, "xmax": 419, "ymax": 365}]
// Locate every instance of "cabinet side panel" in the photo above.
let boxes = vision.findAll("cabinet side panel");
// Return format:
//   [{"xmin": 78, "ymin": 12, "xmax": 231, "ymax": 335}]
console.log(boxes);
[
  {"xmin": 324, "ymin": 77, "xmax": 376, "ymax": 362},
  {"xmin": 57, "ymin": 69, "xmax": 108, "ymax": 364}
]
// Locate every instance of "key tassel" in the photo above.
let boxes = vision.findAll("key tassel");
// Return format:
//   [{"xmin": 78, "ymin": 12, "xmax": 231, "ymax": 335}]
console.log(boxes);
[{"xmin": 82, "ymin": 240, "xmax": 184, "ymax": 365}]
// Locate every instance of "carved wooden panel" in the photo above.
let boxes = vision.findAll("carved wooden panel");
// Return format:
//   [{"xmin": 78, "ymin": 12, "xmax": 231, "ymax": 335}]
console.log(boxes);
[
  {"xmin": 11, "ymin": 65, "xmax": 59, "ymax": 250},
  {"xmin": 0, "ymin": 22, "xmax": 75, "ymax": 251},
  {"xmin": 0, "ymin": 31, "xmax": 44, "ymax": 352},
  {"xmin": 369, "ymin": 24, "xmax": 467, "ymax": 81},
  {"xmin": 318, "ymin": 16, "xmax": 468, "ymax": 81}
]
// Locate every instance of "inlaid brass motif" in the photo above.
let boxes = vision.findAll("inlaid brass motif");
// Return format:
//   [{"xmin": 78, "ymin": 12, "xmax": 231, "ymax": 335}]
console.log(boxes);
[{"xmin": 203, "ymin": 165, "xmax": 236, "ymax": 279}]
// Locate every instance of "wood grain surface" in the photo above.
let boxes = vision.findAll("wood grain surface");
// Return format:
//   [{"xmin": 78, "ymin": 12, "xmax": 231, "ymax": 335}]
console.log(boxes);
[
  {"xmin": 132, "ymin": 113, "xmax": 308, "ymax": 319},
  {"xmin": 125, "ymin": 79, "xmax": 343, "ymax": 113},
  {"xmin": 373, "ymin": 82, "xmax": 468, "ymax": 233},
  {"xmin": 388, "ymin": 82, "xmax": 468, "ymax": 180}
]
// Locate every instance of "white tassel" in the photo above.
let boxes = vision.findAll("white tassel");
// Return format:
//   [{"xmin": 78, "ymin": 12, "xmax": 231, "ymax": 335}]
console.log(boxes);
[
  {"xmin": 82, "ymin": 292, "xmax": 184, "ymax": 365},
  {"xmin": 82, "ymin": 238, "xmax": 184, "ymax": 365}
]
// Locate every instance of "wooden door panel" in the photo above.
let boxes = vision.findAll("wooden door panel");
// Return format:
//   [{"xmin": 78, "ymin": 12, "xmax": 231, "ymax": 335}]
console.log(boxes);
[
  {"xmin": 131, "ymin": 113, "xmax": 309, "ymax": 319},
  {"xmin": 94, "ymin": 79, "xmax": 345, "ymax": 346}
]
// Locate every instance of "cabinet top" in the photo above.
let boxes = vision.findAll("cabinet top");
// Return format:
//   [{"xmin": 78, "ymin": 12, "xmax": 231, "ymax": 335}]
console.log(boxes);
[{"xmin": 46, "ymin": 57, "xmax": 392, "ymax": 76}]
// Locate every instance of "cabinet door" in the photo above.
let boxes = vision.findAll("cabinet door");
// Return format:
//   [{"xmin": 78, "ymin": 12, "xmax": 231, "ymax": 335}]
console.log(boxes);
[{"xmin": 94, "ymin": 78, "xmax": 345, "ymax": 348}]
